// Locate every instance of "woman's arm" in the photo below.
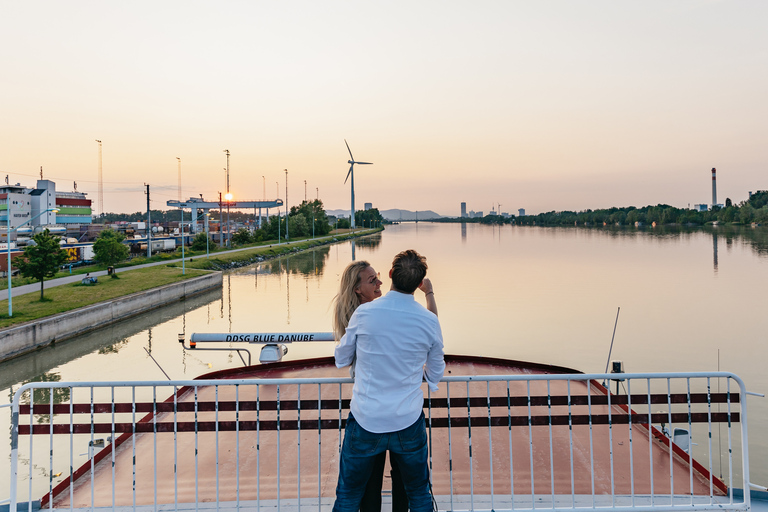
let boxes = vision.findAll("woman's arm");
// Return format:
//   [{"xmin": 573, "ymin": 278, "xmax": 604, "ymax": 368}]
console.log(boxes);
[{"xmin": 418, "ymin": 278, "xmax": 438, "ymax": 316}]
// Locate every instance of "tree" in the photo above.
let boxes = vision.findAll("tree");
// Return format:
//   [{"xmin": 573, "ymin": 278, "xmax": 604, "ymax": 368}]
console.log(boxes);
[
  {"xmin": 93, "ymin": 229, "xmax": 130, "ymax": 273},
  {"xmin": 231, "ymin": 228, "xmax": 253, "ymax": 245},
  {"xmin": 13, "ymin": 229, "xmax": 68, "ymax": 300},
  {"xmin": 190, "ymin": 233, "xmax": 210, "ymax": 251}
]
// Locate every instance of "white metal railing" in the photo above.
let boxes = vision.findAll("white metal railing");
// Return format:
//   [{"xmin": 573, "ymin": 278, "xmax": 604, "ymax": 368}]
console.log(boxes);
[{"xmin": 5, "ymin": 372, "xmax": 751, "ymax": 512}]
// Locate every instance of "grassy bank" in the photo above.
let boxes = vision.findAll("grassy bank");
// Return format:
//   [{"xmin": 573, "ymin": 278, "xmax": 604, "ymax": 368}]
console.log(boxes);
[
  {"xmin": 0, "ymin": 267, "xmax": 211, "ymax": 328},
  {"xmin": 175, "ymin": 229, "xmax": 381, "ymax": 271}
]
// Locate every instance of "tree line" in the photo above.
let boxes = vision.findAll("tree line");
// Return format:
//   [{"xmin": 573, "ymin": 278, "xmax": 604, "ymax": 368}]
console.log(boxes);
[{"xmin": 434, "ymin": 191, "xmax": 768, "ymax": 227}]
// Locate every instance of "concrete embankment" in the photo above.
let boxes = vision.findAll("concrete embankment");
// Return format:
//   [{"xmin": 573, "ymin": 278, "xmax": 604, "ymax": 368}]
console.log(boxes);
[{"xmin": 0, "ymin": 272, "xmax": 222, "ymax": 363}]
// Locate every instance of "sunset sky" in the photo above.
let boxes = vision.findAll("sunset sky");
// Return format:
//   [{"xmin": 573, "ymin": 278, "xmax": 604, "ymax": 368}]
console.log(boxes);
[{"xmin": 1, "ymin": 1, "xmax": 766, "ymax": 216}]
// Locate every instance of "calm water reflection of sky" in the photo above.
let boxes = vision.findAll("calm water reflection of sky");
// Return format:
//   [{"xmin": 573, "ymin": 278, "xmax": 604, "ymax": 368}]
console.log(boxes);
[{"xmin": 2, "ymin": 223, "xmax": 767, "ymax": 493}]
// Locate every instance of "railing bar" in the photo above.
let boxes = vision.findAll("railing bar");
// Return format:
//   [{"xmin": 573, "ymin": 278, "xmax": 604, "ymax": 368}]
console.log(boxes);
[
  {"xmin": 257, "ymin": 385, "xmax": 261, "ymax": 512},
  {"xmin": 10, "ymin": 371, "xmax": 750, "ymax": 389},
  {"xmin": 466, "ymin": 380, "xmax": 474, "ymax": 510},
  {"xmin": 527, "ymin": 380, "xmax": 534, "ymax": 509},
  {"xmin": 70, "ymin": 386, "xmax": 74, "ymax": 512},
  {"xmin": 627, "ymin": 378, "xmax": 635, "ymax": 506},
  {"xmin": 687, "ymin": 377, "xmax": 694, "ymax": 504},
  {"xmin": 726, "ymin": 378, "xmax": 733, "ymax": 504},
  {"xmin": 667, "ymin": 378, "xmax": 674, "ymax": 505},
  {"xmin": 486, "ymin": 381, "xmax": 494, "ymax": 511},
  {"xmin": 647, "ymin": 378, "xmax": 654, "ymax": 506},
  {"xmin": 587, "ymin": 380, "xmax": 595, "ymax": 507},
  {"xmin": 707, "ymin": 377, "xmax": 714, "ymax": 503},
  {"xmin": 215, "ymin": 385, "xmax": 220, "ymax": 512},
  {"xmin": 446, "ymin": 382, "xmax": 454, "ymax": 512},
  {"xmin": 236, "ymin": 385, "xmax": 241, "ymax": 510},
  {"xmin": 132, "ymin": 387, "xmax": 136, "ymax": 512},
  {"xmin": 277, "ymin": 383, "xmax": 281, "ymax": 512},
  {"xmin": 152, "ymin": 386, "xmax": 158, "ymax": 512},
  {"xmin": 506, "ymin": 381, "xmax": 515, "ymax": 510},
  {"xmin": 194, "ymin": 385, "xmax": 199, "ymax": 512},
  {"xmin": 89, "ymin": 387, "xmax": 94, "ymax": 512},
  {"xmin": 607, "ymin": 381, "xmax": 615, "ymax": 507},
  {"xmin": 567, "ymin": 380, "xmax": 575, "ymax": 508},
  {"xmin": 547, "ymin": 379, "xmax": 555, "ymax": 508},
  {"xmin": 317, "ymin": 383, "xmax": 322, "ymax": 512},
  {"xmin": 111, "ymin": 386, "xmax": 117, "ymax": 512},
  {"xmin": 28, "ymin": 391, "xmax": 32, "ymax": 512},
  {"xmin": 427, "ymin": 385, "xmax": 435, "ymax": 506},
  {"xmin": 174, "ymin": 384, "xmax": 178, "ymax": 512},
  {"xmin": 48, "ymin": 386, "xmax": 54, "ymax": 512},
  {"xmin": 297, "ymin": 384, "xmax": 302, "ymax": 512}
]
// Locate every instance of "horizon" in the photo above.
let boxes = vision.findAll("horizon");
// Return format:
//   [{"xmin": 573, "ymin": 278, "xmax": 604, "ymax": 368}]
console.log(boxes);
[{"xmin": 2, "ymin": 2, "xmax": 766, "ymax": 217}]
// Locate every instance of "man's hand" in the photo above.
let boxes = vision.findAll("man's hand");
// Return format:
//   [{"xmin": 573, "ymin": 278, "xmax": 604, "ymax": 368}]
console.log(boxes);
[{"xmin": 418, "ymin": 278, "xmax": 434, "ymax": 295}]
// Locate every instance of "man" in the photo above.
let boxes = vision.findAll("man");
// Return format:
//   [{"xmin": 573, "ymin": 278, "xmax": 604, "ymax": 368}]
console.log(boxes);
[{"xmin": 333, "ymin": 249, "xmax": 445, "ymax": 512}]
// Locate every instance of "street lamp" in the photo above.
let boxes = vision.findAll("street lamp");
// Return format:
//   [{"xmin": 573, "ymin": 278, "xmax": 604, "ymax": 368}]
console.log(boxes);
[
  {"xmin": 180, "ymin": 205, "xmax": 186, "ymax": 275},
  {"xmin": 205, "ymin": 212, "xmax": 210, "ymax": 259},
  {"xmin": 7, "ymin": 207, "xmax": 59, "ymax": 317},
  {"xmin": 225, "ymin": 192, "xmax": 233, "ymax": 247},
  {"xmin": 284, "ymin": 169, "xmax": 289, "ymax": 241}
]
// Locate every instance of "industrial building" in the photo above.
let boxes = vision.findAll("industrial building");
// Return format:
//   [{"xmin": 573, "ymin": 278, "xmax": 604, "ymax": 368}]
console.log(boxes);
[{"xmin": 0, "ymin": 179, "xmax": 92, "ymax": 240}]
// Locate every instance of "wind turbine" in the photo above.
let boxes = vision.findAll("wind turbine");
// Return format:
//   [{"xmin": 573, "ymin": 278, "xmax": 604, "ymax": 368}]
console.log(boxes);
[{"xmin": 344, "ymin": 140, "xmax": 372, "ymax": 229}]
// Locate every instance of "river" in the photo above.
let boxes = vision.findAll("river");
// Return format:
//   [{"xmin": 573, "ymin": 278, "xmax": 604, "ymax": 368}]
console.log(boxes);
[{"xmin": 2, "ymin": 222, "xmax": 767, "ymax": 495}]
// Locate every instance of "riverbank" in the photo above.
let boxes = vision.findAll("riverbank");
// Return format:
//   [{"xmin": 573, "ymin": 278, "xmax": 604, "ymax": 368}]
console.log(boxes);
[
  {"xmin": 175, "ymin": 229, "xmax": 383, "ymax": 272},
  {"xmin": 0, "ymin": 271, "xmax": 221, "ymax": 363}
]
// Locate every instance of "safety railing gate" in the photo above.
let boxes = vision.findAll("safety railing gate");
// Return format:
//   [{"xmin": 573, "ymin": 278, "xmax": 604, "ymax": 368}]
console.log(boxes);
[{"xmin": 5, "ymin": 372, "xmax": 752, "ymax": 512}]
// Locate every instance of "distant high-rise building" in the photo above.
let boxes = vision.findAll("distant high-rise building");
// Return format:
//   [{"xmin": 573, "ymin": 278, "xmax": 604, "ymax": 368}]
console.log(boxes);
[
  {"xmin": 518, "ymin": 208, "xmax": 526, "ymax": 217},
  {"xmin": 364, "ymin": 202, "xmax": 372, "ymax": 211},
  {"xmin": 460, "ymin": 202, "xmax": 467, "ymax": 218}
]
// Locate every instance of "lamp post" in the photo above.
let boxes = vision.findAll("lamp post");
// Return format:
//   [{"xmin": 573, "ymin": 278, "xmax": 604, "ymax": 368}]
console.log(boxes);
[
  {"xmin": 284, "ymin": 169, "xmax": 288, "ymax": 241},
  {"xmin": 205, "ymin": 213, "xmax": 210, "ymax": 259},
  {"xmin": 225, "ymin": 192, "xmax": 233, "ymax": 247},
  {"xmin": 7, "ymin": 207, "xmax": 59, "ymax": 317},
  {"xmin": 180, "ymin": 205, "xmax": 185, "ymax": 275},
  {"xmin": 262, "ymin": 175, "xmax": 266, "ymax": 228}
]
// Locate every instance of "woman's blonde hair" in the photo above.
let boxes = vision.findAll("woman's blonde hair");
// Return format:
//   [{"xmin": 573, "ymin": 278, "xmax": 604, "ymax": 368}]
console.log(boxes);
[{"xmin": 332, "ymin": 260, "xmax": 372, "ymax": 340}]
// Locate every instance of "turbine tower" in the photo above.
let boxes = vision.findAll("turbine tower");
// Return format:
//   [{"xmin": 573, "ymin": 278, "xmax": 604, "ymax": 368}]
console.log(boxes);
[{"xmin": 344, "ymin": 140, "xmax": 372, "ymax": 229}]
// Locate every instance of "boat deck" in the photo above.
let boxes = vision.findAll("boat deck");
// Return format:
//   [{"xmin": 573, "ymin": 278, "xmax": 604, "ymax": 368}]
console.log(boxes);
[{"xmin": 45, "ymin": 356, "xmax": 728, "ymax": 509}]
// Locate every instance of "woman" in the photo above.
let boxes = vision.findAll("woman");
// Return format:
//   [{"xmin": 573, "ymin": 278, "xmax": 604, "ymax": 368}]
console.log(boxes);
[{"xmin": 332, "ymin": 260, "xmax": 437, "ymax": 512}]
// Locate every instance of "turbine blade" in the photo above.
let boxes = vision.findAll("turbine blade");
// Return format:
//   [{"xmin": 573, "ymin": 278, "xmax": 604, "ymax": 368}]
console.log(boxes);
[
  {"xmin": 344, "ymin": 164, "xmax": 353, "ymax": 184},
  {"xmin": 344, "ymin": 139, "xmax": 354, "ymax": 160},
  {"xmin": 357, "ymin": 162, "xmax": 373, "ymax": 165}
]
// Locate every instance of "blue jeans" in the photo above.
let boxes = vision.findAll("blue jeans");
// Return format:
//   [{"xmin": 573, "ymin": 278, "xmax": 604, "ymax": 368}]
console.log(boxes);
[{"xmin": 333, "ymin": 412, "xmax": 432, "ymax": 512}]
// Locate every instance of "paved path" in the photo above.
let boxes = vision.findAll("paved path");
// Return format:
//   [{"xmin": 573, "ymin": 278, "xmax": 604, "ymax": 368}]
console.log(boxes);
[{"xmin": 7, "ymin": 232, "xmax": 369, "ymax": 299}]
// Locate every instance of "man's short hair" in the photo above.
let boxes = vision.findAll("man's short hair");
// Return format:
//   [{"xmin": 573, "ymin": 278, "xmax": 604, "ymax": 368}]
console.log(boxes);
[{"xmin": 391, "ymin": 249, "xmax": 427, "ymax": 293}]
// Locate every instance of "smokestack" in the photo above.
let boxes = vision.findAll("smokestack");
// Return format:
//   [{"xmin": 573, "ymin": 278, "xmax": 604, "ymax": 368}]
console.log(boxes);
[{"xmin": 711, "ymin": 167, "xmax": 717, "ymax": 207}]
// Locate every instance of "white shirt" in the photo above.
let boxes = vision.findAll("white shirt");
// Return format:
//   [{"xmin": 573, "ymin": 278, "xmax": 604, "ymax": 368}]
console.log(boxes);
[{"xmin": 335, "ymin": 290, "xmax": 445, "ymax": 433}]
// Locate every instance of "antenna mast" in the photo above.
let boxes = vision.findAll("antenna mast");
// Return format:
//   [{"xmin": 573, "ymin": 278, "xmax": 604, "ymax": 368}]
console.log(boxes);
[{"xmin": 96, "ymin": 140, "xmax": 103, "ymax": 218}]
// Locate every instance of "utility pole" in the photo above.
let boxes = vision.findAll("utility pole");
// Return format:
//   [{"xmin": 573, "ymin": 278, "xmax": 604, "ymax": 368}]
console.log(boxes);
[
  {"xmin": 218, "ymin": 192, "xmax": 223, "ymax": 248},
  {"xmin": 145, "ymin": 184, "xmax": 151, "ymax": 258},
  {"xmin": 304, "ymin": 180, "xmax": 307, "ymax": 202},
  {"xmin": 96, "ymin": 140, "xmax": 103, "ymax": 219},
  {"xmin": 285, "ymin": 169, "xmax": 289, "ymax": 240},
  {"xmin": 262, "ymin": 175, "xmax": 266, "ymax": 228},
  {"xmin": 224, "ymin": 150, "xmax": 230, "ymax": 247},
  {"xmin": 177, "ymin": 157, "xmax": 181, "ymax": 202},
  {"xmin": 275, "ymin": 181, "xmax": 281, "ymax": 243}
]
